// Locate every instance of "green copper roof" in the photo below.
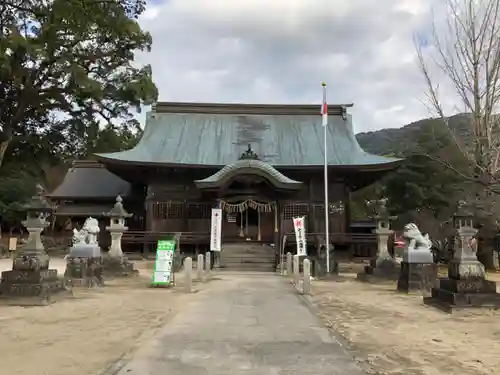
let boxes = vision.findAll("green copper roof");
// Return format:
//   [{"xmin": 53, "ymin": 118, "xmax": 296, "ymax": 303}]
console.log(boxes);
[
  {"xmin": 194, "ymin": 159, "xmax": 303, "ymax": 190},
  {"xmin": 49, "ymin": 161, "xmax": 131, "ymax": 199},
  {"xmin": 96, "ymin": 103, "xmax": 401, "ymax": 167}
]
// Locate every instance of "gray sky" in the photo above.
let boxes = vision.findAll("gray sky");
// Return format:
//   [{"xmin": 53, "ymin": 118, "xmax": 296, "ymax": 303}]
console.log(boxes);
[{"xmin": 135, "ymin": 0, "xmax": 437, "ymax": 132}]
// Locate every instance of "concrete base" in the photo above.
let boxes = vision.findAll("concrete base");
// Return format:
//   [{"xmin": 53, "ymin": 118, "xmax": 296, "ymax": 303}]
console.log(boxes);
[
  {"xmin": 0, "ymin": 268, "xmax": 69, "ymax": 305},
  {"xmin": 424, "ymin": 277, "xmax": 500, "ymax": 313},
  {"xmin": 102, "ymin": 255, "xmax": 138, "ymax": 277},
  {"xmin": 357, "ymin": 257, "xmax": 399, "ymax": 283},
  {"xmin": 397, "ymin": 262, "xmax": 437, "ymax": 295},
  {"xmin": 64, "ymin": 256, "xmax": 104, "ymax": 288}
]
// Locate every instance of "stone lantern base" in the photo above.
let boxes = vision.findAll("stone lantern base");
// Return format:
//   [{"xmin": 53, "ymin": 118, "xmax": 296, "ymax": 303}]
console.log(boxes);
[
  {"xmin": 424, "ymin": 260, "xmax": 500, "ymax": 312},
  {"xmin": 102, "ymin": 254, "xmax": 139, "ymax": 277},
  {"xmin": 0, "ymin": 253, "xmax": 69, "ymax": 305}
]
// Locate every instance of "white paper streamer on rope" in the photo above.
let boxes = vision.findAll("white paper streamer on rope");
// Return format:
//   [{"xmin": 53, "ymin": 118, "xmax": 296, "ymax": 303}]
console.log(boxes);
[{"xmin": 220, "ymin": 199, "xmax": 275, "ymax": 213}]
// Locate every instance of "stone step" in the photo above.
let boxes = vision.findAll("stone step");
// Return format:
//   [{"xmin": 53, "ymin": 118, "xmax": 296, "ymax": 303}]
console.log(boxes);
[
  {"xmin": 221, "ymin": 257, "xmax": 276, "ymax": 263},
  {"xmin": 220, "ymin": 264, "xmax": 276, "ymax": 272},
  {"xmin": 223, "ymin": 251, "xmax": 273, "ymax": 255},
  {"xmin": 222, "ymin": 260, "xmax": 275, "ymax": 266},
  {"xmin": 223, "ymin": 244, "xmax": 273, "ymax": 250},
  {"xmin": 222, "ymin": 250, "xmax": 275, "ymax": 255}
]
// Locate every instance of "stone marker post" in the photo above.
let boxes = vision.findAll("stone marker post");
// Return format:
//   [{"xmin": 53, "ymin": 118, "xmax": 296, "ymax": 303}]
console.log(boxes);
[
  {"xmin": 102, "ymin": 196, "xmax": 138, "ymax": 277},
  {"xmin": 357, "ymin": 198, "xmax": 399, "ymax": 282},
  {"xmin": 183, "ymin": 257, "xmax": 192, "ymax": 293},
  {"xmin": 424, "ymin": 201, "xmax": 500, "ymax": 311},
  {"xmin": 197, "ymin": 254, "xmax": 204, "ymax": 281},
  {"xmin": 286, "ymin": 252, "xmax": 292, "ymax": 276},
  {"xmin": 205, "ymin": 252, "xmax": 211, "ymax": 275},
  {"xmin": 396, "ymin": 223, "xmax": 436, "ymax": 294},
  {"xmin": 293, "ymin": 254, "xmax": 300, "ymax": 285},
  {"xmin": 0, "ymin": 186, "xmax": 66, "ymax": 304},
  {"xmin": 302, "ymin": 258, "xmax": 311, "ymax": 294}
]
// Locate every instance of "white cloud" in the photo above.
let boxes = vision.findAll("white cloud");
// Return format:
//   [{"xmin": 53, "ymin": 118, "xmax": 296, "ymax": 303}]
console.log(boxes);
[{"xmin": 135, "ymin": 0, "xmax": 445, "ymax": 132}]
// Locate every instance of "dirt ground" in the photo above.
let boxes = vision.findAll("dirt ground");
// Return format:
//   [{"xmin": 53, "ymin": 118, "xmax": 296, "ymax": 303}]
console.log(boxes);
[
  {"xmin": 312, "ymin": 272, "xmax": 500, "ymax": 375},
  {"xmin": 0, "ymin": 260, "xmax": 191, "ymax": 375}
]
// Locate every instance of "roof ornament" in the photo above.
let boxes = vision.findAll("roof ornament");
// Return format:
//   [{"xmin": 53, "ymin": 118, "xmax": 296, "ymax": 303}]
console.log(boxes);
[{"xmin": 239, "ymin": 144, "xmax": 259, "ymax": 160}]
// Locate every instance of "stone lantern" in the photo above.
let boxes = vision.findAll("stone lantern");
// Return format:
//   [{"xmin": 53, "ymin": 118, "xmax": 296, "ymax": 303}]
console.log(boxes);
[
  {"xmin": 424, "ymin": 200, "xmax": 500, "ymax": 311},
  {"xmin": 104, "ymin": 195, "xmax": 132, "ymax": 257},
  {"xmin": 0, "ymin": 185, "xmax": 65, "ymax": 303},
  {"xmin": 102, "ymin": 195, "xmax": 137, "ymax": 276},
  {"xmin": 357, "ymin": 198, "xmax": 399, "ymax": 282},
  {"xmin": 453, "ymin": 200, "xmax": 475, "ymax": 229}
]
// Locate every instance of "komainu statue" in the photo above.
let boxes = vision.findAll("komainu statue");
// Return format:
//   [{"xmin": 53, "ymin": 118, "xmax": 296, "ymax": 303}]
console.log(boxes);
[
  {"xmin": 402, "ymin": 223, "xmax": 434, "ymax": 263},
  {"xmin": 72, "ymin": 217, "xmax": 100, "ymax": 245}
]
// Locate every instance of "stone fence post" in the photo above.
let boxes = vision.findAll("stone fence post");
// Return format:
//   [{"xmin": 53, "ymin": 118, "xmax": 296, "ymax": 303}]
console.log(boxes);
[
  {"xmin": 286, "ymin": 252, "xmax": 292, "ymax": 276},
  {"xmin": 302, "ymin": 258, "xmax": 311, "ymax": 294},
  {"xmin": 183, "ymin": 257, "xmax": 192, "ymax": 293},
  {"xmin": 197, "ymin": 254, "xmax": 204, "ymax": 281},
  {"xmin": 205, "ymin": 252, "xmax": 211, "ymax": 275},
  {"xmin": 293, "ymin": 254, "xmax": 300, "ymax": 285}
]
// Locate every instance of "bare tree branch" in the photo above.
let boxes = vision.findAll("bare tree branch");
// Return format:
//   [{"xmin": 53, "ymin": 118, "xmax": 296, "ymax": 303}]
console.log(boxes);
[{"xmin": 415, "ymin": 0, "xmax": 500, "ymax": 212}]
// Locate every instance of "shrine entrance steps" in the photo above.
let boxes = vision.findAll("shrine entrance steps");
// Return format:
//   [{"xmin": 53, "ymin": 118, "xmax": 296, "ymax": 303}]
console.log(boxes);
[{"xmin": 219, "ymin": 243, "xmax": 276, "ymax": 272}]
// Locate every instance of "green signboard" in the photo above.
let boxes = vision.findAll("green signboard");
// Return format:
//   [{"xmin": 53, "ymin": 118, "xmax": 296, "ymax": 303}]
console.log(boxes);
[{"xmin": 152, "ymin": 238, "xmax": 176, "ymax": 285}]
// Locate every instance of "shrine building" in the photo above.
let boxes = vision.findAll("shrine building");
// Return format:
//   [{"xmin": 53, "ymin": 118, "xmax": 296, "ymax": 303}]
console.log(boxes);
[{"xmin": 49, "ymin": 102, "xmax": 402, "ymax": 259}]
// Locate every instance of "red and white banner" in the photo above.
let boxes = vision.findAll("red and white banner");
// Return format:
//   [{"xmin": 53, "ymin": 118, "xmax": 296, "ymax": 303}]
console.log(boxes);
[
  {"xmin": 293, "ymin": 216, "xmax": 307, "ymax": 256},
  {"xmin": 210, "ymin": 208, "xmax": 222, "ymax": 251}
]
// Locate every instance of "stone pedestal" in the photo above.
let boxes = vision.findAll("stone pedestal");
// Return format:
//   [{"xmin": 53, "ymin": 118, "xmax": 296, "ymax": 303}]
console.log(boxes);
[
  {"xmin": 424, "ymin": 226, "xmax": 500, "ymax": 312},
  {"xmin": 397, "ymin": 263, "xmax": 437, "ymax": 295},
  {"xmin": 64, "ymin": 244, "xmax": 103, "ymax": 288},
  {"xmin": 102, "ymin": 254, "xmax": 138, "ymax": 277},
  {"xmin": 0, "ymin": 224, "xmax": 67, "ymax": 305},
  {"xmin": 397, "ymin": 244, "xmax": 437, "ymax": 294},
  {"xmin": 357, "ymin": 227, "xmax": 399, "ymax": 282}
]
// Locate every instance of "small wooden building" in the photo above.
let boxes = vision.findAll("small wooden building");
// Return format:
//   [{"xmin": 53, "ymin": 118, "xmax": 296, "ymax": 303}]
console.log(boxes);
[{"xmin": 50, "ymin": 102, "xmax": 401, "ymax": 257}]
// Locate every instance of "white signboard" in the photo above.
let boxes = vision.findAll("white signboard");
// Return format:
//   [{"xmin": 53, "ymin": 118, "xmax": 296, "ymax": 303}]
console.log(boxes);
[
  {"xmin": 210, "ymin": 208, "xmax": 222, "ymax": 251},
  {"xmin": 293, "ymin": 216, "xmax": 307, "ymax": 256}
]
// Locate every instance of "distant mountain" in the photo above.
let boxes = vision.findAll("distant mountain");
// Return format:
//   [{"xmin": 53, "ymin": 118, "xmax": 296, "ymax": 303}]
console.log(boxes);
[{"xmin": 356, "ymin": 114, "xmax": 472, "ymax": 156}]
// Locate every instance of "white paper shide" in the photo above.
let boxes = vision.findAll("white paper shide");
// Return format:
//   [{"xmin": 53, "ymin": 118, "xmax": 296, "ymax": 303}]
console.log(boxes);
[
  {"xmin": 210, "ymin": 208, "xmax": 222, "ymax": 251},
  {"xmin": 293, "ymin": 216, "xmax": 307, "ymax": 256}
]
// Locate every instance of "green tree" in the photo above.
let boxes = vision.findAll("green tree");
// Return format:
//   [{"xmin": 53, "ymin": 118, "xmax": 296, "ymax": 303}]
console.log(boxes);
[
  {"xmin": 0, "ymin": 0, "xmax": 158, "ymax": 167},
  {"xmin": 384, "ymin": 119, "xmax": 468, "ymax": 216},
  {"xmin": 0, "ymin": 168, "xmax": 37, "ymax": 231},
  {"xmin": 352, "ymin": 118, "xmax": 469, "ymax": 235}
]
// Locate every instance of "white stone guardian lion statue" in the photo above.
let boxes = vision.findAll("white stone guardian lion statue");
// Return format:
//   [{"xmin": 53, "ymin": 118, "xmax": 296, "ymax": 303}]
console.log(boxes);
[
  {"xmin": 402, "ymin": 223, "xmax": 434, "ymax": 263},
  {"xmin": 72, "ymin": 217, "xmax": 100, "ymax": 245}
]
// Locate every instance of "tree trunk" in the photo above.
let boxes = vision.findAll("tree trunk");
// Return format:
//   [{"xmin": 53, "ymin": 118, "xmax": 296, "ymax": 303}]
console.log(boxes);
[
  {"xmin": 0, "ymin": 140, "xmax": 10, "ymax": 169},
  {"xmin": 477, "ymin": 238, "xmax": 496, "ymax": 270}
]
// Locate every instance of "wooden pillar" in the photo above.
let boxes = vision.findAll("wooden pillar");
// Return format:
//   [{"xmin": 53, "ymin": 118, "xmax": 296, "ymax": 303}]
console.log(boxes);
[
  {"xmin": 239, "ymin": 211, "xmax": 244, "ymax": 237},
  {"xmin": 275, "ymin": 201, "xmax": 281, "ymax": 251},
  {"xmin": 183, "ymin": 201, "xmax": 189, "ymax": 233},
  {"xmin": 344, "ymin": 185, "xmax": 353, "ymax": 258},
  {"xmin": 308, "ymin": 178, "xmax": 315, "ymax": 233},
  {"xmin": 344, "ymin": 186, "xmax": 352, "ymax": 232},
  {"xmin": 257, "ymin": 210, "xmax": 261, "ymax": 241},
  {"xmin": 143, "ymin": 200, "xmax": 152, "ymax": 258}
]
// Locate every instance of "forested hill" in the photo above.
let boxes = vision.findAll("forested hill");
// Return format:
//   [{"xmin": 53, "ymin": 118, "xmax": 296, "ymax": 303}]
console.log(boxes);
[
  {"xmin": 355, "ymin": 114, "xmax": 471, "ymax": 156},
  {"xmin": 350, "ymin": 113, "xmax": 473, "ymax": 236}
]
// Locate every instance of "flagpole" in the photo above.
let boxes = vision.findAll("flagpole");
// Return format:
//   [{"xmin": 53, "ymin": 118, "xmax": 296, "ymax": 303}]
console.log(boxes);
[{"xmin": 322, "ymin": 82, "xmax": 330, "ymax": 274}]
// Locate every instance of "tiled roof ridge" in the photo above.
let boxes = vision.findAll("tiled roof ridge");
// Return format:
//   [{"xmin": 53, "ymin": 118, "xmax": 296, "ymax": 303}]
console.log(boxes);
[{"xmin": 152, "ymin": 102, "xmax": 353, "ymax": 115}]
